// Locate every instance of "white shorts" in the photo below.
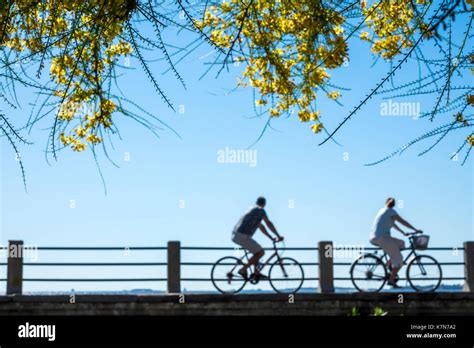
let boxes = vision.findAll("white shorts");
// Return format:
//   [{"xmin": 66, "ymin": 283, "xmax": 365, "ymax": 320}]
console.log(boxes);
[
  {"xmin": 370, "ymin": 236, "xmax": 405, "ymax": 268},
  {"xmin": 232, "ymin": 232, "xmax": 262, "ymax": 254}
]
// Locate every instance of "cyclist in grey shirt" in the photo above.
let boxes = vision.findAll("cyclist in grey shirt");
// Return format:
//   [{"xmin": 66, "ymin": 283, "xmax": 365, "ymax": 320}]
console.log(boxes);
[{"xmin": 232, "ymin": 197, "xmax": 283, "ymax": 279}]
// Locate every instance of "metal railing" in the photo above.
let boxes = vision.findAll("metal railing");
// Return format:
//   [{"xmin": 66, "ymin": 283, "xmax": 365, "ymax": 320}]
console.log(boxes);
[
  {"xmin": 25, "ymin": 246, "xmax": 167, "ymax": 283},
  {"xmin": 0, "ymin": 240, "xmax": 472, "ymax": 294},
  {"xmin": 0, "ymin": 245, "xmax": 7, "ymax": 282}
]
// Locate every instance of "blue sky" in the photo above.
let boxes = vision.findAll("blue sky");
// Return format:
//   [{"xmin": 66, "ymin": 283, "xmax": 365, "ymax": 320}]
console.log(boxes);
[{"xmin": 0, "ymin": 10, "xmax": 472, "ymax": 293}]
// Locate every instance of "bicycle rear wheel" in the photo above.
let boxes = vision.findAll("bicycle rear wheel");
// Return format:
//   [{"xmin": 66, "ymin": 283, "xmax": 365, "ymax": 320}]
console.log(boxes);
[
  {"xmin": 211, "ymin": 256, "xmax": 247, "ymax": 294},
  {"xmin": 350, "ymin": 254, "xmax": 387, "ymax": 292},
  {"xmin": 269, "ymin": 257, "xmax": 304, "ymax": 294},
  {"xmin": 407, "ymin": 255, "xmax": 442, "ymax": 292}
]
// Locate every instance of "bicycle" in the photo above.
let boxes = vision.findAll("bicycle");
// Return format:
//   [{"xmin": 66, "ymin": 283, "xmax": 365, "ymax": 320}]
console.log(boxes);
[
  {"xmin": 350, "ymin": 231, "xmax": 442, "ymax": 292},
  {"xmin": 211, "ymin": 241, "xmax": 304, "ymax": 294}
]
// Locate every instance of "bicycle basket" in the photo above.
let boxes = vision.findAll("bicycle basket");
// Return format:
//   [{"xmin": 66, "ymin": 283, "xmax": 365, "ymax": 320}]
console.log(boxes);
[{"xmin": 412, "ymin": 235, "xmax": 430, "ymax": 250}]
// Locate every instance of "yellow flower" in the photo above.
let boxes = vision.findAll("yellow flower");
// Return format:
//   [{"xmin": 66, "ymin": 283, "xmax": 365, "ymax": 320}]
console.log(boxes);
[
  {"xmin": 467, "ymin": 95, "xmax": 474, "ymax": 106},
  {"xmin": 311, "ymin": 123, "xmax": 324, "ymax": 134},
  {"xmin": 100, "ymin": 99, "xmax": 117, "ymax": 115},
  {"xmin": 86, "ymin": 134, "xmax": 101, "ymax": 144},
  {"xmin": 468, "ymin": 135, "xmax": 474, "ymax": 147},
  {"xmin": 2, "ymin": 2, "xmax": 136, "ymax": 152},
  {"xmin": 74, "ymin": 126, "xmax": 86, "ymax": 138},
  {"xmin": 269, "ymin": 108, "xmax": 280, "ymax": 117},
  {"xmin": 60, "ymin": 133, "xmax": 73, "ymax": 146},
  {"xmin": 72, "ymin": 142, "xmax": 87, "ymax": 152},
  {"xmin": 298, "ymin": 110, "xmax": 320, "ymax": 122},
  {"xmin": 298, "ymin": 109, "xmax": 311, "ymax": 122},
  {"xmin": 327, "ymin": 91, "xmax": 341, "ymax": 100},
  {"xmin": 360, "ymin": 31, "xmax": 370, "ymax": 40},
  {"xmin": 334, "ymin": 26, "xmax": 344, "ymax": 35},
  {"xmin": 362, "ymin": 1, "xmax": 421, "ymax": 60},
  {"xmin": 199, "ymin": 0, "xmax": 349, "ymax": 135},
  {"xmin": 58, "ymin": 101, "xmax": 78, "ymax": 121},
  {"xmin": 310, "ymin": 111, "xmax": 321, "ymax": 121}
]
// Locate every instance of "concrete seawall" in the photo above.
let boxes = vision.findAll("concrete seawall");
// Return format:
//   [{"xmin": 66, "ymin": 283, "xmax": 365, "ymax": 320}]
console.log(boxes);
[{"xmin": 1, "ymin": 293, "xmax": 473, "ymax": 316}]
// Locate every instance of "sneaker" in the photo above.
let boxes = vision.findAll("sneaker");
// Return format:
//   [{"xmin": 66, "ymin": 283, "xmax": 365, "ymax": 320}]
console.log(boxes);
[
  {"xmin": 238, "ymin": 268, "xmax": 249, "ymax": 281},
  {"xmin": 387, "ymin": 281, "xmax": 401, "ymax": 288}
]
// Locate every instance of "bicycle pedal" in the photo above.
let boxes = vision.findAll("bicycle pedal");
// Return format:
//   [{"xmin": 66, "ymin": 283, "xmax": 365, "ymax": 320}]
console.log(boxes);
[{"xmin": 226, "ymin": 272, "xmax": 233, "ymax": 285}]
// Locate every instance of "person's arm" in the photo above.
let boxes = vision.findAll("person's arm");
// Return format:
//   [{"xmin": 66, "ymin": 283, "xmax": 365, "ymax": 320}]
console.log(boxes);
[
  {"xmin": 393, "ymin": 214, "xmax": 420, "ymax": 232},
  {"xmin": 262, "ymin": 215, "xmax": 283, "ymax": 241},
  {"xmin": 392, "ymin": 223, "xmax": 408, "ymax": 236},
  {"xmin": 258, "ymin": 223, "xmax": 274, "ymax": 240}
]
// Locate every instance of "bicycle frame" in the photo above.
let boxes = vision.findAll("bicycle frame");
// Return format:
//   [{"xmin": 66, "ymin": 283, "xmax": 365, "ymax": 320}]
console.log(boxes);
[
  {"xmin": 238, "ymin": 241, "xmax": 284, "ymax": 275},
  {"xmin": 370, "ymin": 236, "xmax": 433, "ymax": 284},
  {"xmin": 377, "ymin": 236, "xmax": 422, "ymax": 267}
]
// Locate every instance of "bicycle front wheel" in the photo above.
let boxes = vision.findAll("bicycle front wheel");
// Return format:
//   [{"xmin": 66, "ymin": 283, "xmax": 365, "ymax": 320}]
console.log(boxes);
[
  {"xmin": 350, "ymin": 254, "xmax": 387, "ymax": 292},
  {"xmin": 211, "ymin": 256, "xmax": 247, "ymax": 294},
  {"xmin": 407, "ymin": 255, "xmax": 442, "ymax": 292},
  {"xmin": 269, "ymin": 257, "xmax": 304, "ymax": 294}
]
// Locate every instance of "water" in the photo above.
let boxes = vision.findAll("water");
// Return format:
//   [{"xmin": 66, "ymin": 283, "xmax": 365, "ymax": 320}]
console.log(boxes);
[{"xmin": 20, "ymin": 283, "xmax": 463, "ymax": 295}]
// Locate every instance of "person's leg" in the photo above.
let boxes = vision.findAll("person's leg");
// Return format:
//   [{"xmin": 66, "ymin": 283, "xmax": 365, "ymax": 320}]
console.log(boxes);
[
  {"xmin": 389, "ymin": 266, "xmax": 400, "ymax": 283},
  {"xmin": 392, "ymin": 237, "xmax": 406, "ymax": 250},
  {"xmin": 371, "ymin": 237, "xmax": 392, "ymax": 269},
  {"xmin": 390, "ymin": 238, "xmax": 406, "ymax": 283},
  {"xmin": 232, "ymin": 233, "xmax": 264, "ymax": 277},
  {"xmin": 240, "ymin": 249, "xmax": 265, "ymax": 275},
  {"xmin": 370, "ymin": 237, "xmax": 391, "ymax": 267},
  {"xmin": 384, "ymin": 237, "xmax": 405, "ymax": 284},
  {"xmin": 373, "ymin": 237, "xmax": 401, "ymax": 284},
  {"xmin": 240, "ymin": 237, "xmax": 264, "ymax": 275}
]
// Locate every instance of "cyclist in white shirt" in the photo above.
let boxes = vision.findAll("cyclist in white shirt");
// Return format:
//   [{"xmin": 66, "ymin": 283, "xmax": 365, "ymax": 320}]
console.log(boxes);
[{"xmin": 369, "ymin": 197, "xmax": 422, "ymax": 287}]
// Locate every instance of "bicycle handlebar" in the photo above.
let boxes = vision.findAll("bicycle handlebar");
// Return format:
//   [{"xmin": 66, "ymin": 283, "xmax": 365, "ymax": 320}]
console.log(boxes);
[
  {"xmin": 405, "ymin": 230, "xmax": 423, "ymax": 236},
  {"xmin": 272, "ymin": 239, "xmax": 285, "ymax": 250}
]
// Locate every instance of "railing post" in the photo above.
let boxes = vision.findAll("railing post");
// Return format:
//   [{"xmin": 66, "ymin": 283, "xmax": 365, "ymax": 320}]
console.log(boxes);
[
  {"xmin": 464, "ymin": 241, "xmax": 474, "ymax": 292},
  {"xmin": 7, "ymin": 240, "xmax": 24, "ymax": 295},
  {"xmin": 318, "ymin": 241, "xmax": 334, "ymax": 293},
  {"xmin": 167, "ymin": 241, "xmax": 181, "ymax": 293}
]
